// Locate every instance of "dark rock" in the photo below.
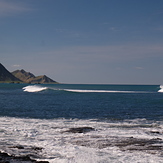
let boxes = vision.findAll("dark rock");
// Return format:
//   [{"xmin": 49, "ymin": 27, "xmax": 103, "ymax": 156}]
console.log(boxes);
[
  {"xmin": 0, "ymin": 151, "xmax": 49, "ymax": 163},
  {"xmin": 71, "ymin": 136, "xmax": 163, "ymax": 155},
  {"xmin": 9, "ymin": 145, "xmax": 24, "ymax": 149},
  {"xmin": 65, "ymin": 127, "xmax": 95, "ymax": 133},
  {"xmin": 31, "ymin": 147, "xmax": 43, "ymax": 151},
  {"xmin": 150, "ymin": 131, "xmax": 161, "ymax": 134},
  {"xmin": 36, "ymin": 161, "xmax": 49, "ymax": 163}
]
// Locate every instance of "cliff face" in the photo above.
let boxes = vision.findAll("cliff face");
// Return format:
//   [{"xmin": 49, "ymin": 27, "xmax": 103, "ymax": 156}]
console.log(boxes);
[
  {"xmin": 0, "ymin": 63, "xmax": 21, "ymax": 83},
  {"xmin": 0, "ymin": 63, "xmax": 58, "ymax": 84}
]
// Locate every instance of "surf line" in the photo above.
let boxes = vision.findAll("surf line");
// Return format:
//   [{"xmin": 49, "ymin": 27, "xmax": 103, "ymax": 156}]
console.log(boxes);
[
  {"xmin": 64, "ymin": 89, "xmax": 136, "ymax": 93},
  {"xmin": 158, "ymin": 85, "xmax": 163, "ymax": 92},
  {"xmin": 23, "ymin": 85, "xmax": 48, "ymax": 92}
]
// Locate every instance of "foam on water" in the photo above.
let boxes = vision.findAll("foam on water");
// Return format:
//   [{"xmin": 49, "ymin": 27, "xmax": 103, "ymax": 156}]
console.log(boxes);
[
  {"xmin": 23, "ymin": 85, "xmax": 48, "ymax": 92},
  {"xmin": 22, "ymin": 85, "xmax": 148, "ymax": 93},
  {"xmin": 158, "ymin": 85, "xmax": 163, "ymax": 92},
  {"xmin": 0, "ymin": 117, "xmax": 162, "ymax": 163},
  {"xmin": 64, "ymin": 89, "xmax": 136, "ymax": 93}
]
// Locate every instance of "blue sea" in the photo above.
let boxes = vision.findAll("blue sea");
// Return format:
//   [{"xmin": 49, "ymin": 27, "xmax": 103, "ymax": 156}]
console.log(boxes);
[{"xmin": 0, "ymin": 84, "xmax": 163, "ymax": 162}]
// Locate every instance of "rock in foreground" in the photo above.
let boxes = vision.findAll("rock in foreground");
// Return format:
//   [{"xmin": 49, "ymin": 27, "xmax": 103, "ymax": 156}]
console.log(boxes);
[
  {"xmin": 65, "ymin": 127, "xmax": 95, "ymax": 133},
  {"xmin": 0, "ymin": 151, "xmax": 49, "ymax": 163}
]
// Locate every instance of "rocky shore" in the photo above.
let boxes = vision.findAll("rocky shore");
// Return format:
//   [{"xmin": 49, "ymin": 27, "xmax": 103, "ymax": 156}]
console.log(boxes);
[
  {"xmin": 0, "ymin": 145, "xmax": 49, "ymax": 163},
  {"xmin": 0, "ymin": 151, "xmax": 49, "ymax": 163},
  {"xmin": 0, "ymin": 127, "xmax": 162, "ymax": 162}
]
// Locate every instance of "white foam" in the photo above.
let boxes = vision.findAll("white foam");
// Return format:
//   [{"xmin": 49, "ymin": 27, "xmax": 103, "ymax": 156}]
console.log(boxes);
[
  {"xmin": 22, "ymin": 86, "xmax": 150, "ymax": 93},
  {"xmin": 23, "ymin": 85, "xmax": 48, "ymax": 92},
  {"xmin": 0, "ymin": 117, "xmax": 162, "ymax": 163},
  {"xmin": 158, "ymin": 85, "xmax": 163, "ymax": 92},
  {"xmin": 64, "ymin": 89, "xmax": 136, "ymax": 93}
]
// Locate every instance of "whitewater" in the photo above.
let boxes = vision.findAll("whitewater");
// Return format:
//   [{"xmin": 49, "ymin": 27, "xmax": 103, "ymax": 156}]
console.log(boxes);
[
  {"xmin": 0, "ymin": 117, "xmax": 163, "ymax": 163},
  {"xmin": 22, "ymin": 84, "xmax": 163, "ymax": 93},
  {"xmin": 0, "ymin": 84, "xmax": 163, "ymax": 162},
  {"xmin": 158, "ymin": 85, "xmax": 163, "ymax": 92},
  {"xmin": 23, "ymin": 85, "xmax": 48, "ymax": 92},
  {"xmin": 23, "ymin": 85, "xmax": 136, "ymax": 93}
]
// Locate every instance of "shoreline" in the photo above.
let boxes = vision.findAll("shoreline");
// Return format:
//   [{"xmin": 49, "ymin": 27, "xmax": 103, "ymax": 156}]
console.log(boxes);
[
  {"xmin": 0, "ymin": 136, "xmax": 162, "ymax": 162},
  {"xmin": 0, "ymin": 151, "xmax": 49, "ymax": 163}
]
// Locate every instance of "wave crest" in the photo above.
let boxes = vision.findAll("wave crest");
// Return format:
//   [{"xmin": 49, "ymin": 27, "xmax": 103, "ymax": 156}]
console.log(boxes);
[
  {"xmin": 23, "ymin": 85, "xmax": 48, "ymax": 92},
  {"xmin": 64, "ymin": 89, "xmax": 135, "ymax": 93},
  {"xmin": 158, "ymin": 85, "xmax": 163, "ymax": 92},
  {"xmin": 22, "ymin": 85, "xmax": 162, "ymax": 93}
]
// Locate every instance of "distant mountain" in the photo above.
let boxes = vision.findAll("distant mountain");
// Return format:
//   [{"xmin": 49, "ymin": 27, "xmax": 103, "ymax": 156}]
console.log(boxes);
[
  {"xmin": 0, "ymin": 63, "xmax": 21, "ymax": 83},
  {"xmin": 12, "ymin": 69, "xmax": 35, "ymax": 82},
  {"xmin": 0, "ymin": 63, "xmax": 58, "ymax": 84},
  {"xmin": 27, "ymin": 75, "xmax": 57, "ymax": 84},
  {"xmin": 12, "ymin": 69, "xmax": 58, "ymax": 84}
]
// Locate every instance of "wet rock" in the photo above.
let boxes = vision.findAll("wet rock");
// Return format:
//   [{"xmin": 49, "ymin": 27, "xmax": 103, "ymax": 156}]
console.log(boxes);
[
  {"xmin": 9, "ymin": 145, "xmax": 43, "ymax": 151},
  {"xmin": 9, "ymin": 145, "xmax": 24, "ymax": 149},
  {"xmin": 150, "ymin": 131, "xmax": 161, "ymax": 134},
  {"xmin": 115, "ymin": 137, "xmax": 163, "ymax": 151},
  {"xmin": 65, "ymin": 127, "xmax": 95, "ymax": 133},
  {"xmin": 71, "ymin": 136, "xmax": 163, "ymax": 155},
  {"xmin": 0, "ymin": 151, "xmax": 49, "ymax": 162},
  {"xmin": 31, "ymin": 147, "xmax": 43, "ymax": 151}
]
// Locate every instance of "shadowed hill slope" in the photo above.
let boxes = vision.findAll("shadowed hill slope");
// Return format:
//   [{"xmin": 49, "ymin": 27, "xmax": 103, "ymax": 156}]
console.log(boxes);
[
  {"xmin": 0, "ymin": 63, "xmax": 22, "ymax": 83},
  {"xmin": 12, "ymin": 69, "xmax": 35, "ymax": 81},
  {"xmin": 12, "ymin": 69, "xmax": 58, "ymax": 84},
  {"xmin": 0, "ymin": 63, "xmax": 58, "ymax": 84}
]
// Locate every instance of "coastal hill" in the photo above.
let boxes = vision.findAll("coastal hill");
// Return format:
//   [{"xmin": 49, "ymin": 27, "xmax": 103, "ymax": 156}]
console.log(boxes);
[
  {"xmin": 12, "ymin": 69, "xmax": 57, "ymax": 84},
  {"xmin": 12, "ymin": 69, "xmax": 35, "ymax": 82},
  {"xmin": 0, "ymin": 63, "xmax": 21, "ymax": 83},
  {"xmin": 0, "ymin": 63, "xmax": 58, "ymax": 84}
]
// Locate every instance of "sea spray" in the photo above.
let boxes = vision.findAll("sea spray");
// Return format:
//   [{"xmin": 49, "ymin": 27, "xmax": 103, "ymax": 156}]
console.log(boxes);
[
  {"xmin": 23, "ymin": 85, "xmax": 48, "ymax": 92},
  {"xmin": 0, "ymin": 117, "xmax": 163, "ymax": 163},
  {"xmin": 22, "ymin": 85, "xmax": 155, "ymax": 93},
  {"xmin": 64, "ymin": 89, "xmax": 136, "ymax": 93},
  {"xmin": 158, "ymin": 85, "xmax": 163, "ymax": 92}
]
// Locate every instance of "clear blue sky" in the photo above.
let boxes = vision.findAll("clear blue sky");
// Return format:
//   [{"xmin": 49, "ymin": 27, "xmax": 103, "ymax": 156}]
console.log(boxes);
[{"xmin": 1, "ymin": 0, "xmax": 163, "ymax": 84}]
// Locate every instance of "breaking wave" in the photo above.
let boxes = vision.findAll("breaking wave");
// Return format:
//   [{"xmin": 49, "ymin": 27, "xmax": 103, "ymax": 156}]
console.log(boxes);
[
  {"xmin": 64, "ymin": 89, "xmax": 135, "ymax": 93},
  {"xmin": 22, "ymin": 85, "xmax": 150, "ymax": 93},
  {"xmin": 22, "ymin": 85, "xmax": 137, "ymax": 93},
  {"xmin": 158, "ymin": 85, "xmax": 163, "ymax": 92},
  {"xmin": 23, "ymin": 85, "xmax": 48, "ymax": 92}
]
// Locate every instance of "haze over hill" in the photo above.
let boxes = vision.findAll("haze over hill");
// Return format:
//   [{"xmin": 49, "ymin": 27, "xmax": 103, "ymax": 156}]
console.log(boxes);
[{"xmin": 0, "ymin": 63, "xmax": 58, "ymax": 84}]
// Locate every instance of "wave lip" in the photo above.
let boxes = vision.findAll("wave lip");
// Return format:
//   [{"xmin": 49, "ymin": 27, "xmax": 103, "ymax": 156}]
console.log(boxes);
[
  {"xmin": 22, "ymin": 85, "xmax": 162, "ymax": 93},
  {"xmin": 158, "ymin": 85, "xmax": 163, "ymax": 92},
  {"xmin": 23, "ymin": 85, "xmax": 48, "ymax": 92},
  {"xmin": 64, "ymin": 89, "xmax": 136, "ymax": 93}
]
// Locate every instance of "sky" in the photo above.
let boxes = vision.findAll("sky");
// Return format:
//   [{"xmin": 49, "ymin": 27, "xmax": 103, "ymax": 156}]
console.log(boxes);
[{"xmin": 1, "ymin": 0, "xmax": 163, "ymax": 84}]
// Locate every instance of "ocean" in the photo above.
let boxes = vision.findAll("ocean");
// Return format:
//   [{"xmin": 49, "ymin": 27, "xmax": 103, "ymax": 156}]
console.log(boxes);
[{"xmin": 0, "ymin": 84, "xmax": 163, "ymax": 163}]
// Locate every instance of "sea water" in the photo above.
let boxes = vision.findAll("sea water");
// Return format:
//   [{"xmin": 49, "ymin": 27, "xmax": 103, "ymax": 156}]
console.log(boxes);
[{"xmin": 0, "ymin": 84, "xmax": 163, "ymax": 162}]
